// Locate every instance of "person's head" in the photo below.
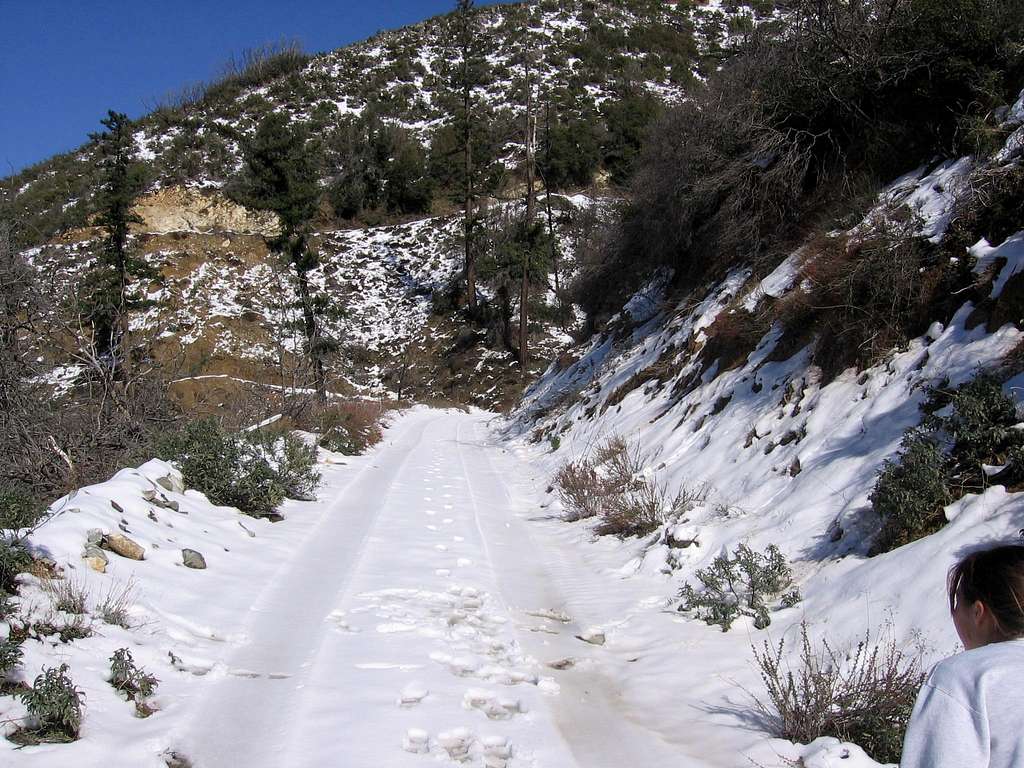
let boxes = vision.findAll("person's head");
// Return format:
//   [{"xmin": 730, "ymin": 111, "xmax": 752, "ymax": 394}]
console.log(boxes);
[{"xmin": 948, "ymin": 543, "xmax": 1024, "ymax": 650}]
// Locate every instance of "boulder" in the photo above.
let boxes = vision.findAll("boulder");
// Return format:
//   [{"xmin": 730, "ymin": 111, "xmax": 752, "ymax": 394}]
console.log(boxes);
[
  {"xmin": 103, "ymin": 533, "xmax": 145, "ymax": 561},
  {"xmin": 182, "ymin": 549, "xmax": 207, "ymax": 569},
  {"xmin": 156, "ymin": 474, "xmax": 186, "ymax": 494}
]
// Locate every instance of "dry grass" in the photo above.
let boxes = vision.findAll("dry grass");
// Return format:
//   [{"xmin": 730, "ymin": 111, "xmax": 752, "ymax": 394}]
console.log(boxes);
[
  {"xmin": 97, "ymin": 577, "xmax": 138, "ymax": 629},
  {"xmin": 40, "ymin": 576, "xmax": 89, "ymax": 615}
]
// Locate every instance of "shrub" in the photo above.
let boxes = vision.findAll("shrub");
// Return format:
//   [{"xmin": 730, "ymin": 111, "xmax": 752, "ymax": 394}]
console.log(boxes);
[
  {"xmin": 595, "ymin": 481, "xmax": 703, "ymax": 539},
  {"xmin": 0, "ymin": 482, "xmax": 44, "ymax": 531},
  {"xmin": 923, "ymin": 375, "xmax": 1024, "ymax": 469},
  {"xmin": 554, "ymin": 460, "xmax": 604, "ymax": 521},
  {"xmin": 317, "ymin": 401, "xmax": 384, "ymax": 455},
  {"xmin": 247, "ymin": 430, "xmax": 320, "ymax": 501},
  {"xmin": 870, "ymin": 431, "xmax": 954, "ymax": 553},
  {"xmin": 678, "ymin": 543, "xmax": 797, "ymax": 631},
  {"xmin": 109, "ymin": 648, "xmax": 158, "ymax": 709},
  {"xmin": 871, "ymin": 375, "xmax": 1022, "ymax": 553},
  {"xmin": 0, "ymin": 638, "xmax": 23, "ymax": 678},
  {"xmin": 157, "ymin": 419, "xmax": 285, "ymax": 518},
  {"xmin": 0, "ymin": 535, "xmax": 31, "ymax": 592},
  {"xmin": 18, "ymin": 664, "xmax": 84, "ymax": 741},
  {"xmin": 752, "ymin": 622, "xmax": 925, "ymax": 764}
]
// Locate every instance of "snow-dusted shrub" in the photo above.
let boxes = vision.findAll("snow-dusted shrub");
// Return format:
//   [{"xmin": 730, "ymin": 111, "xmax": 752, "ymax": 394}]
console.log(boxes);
[
  {"xmin": 158, "ymin": 419, "xmax": 285, "ymax": 518},
  {"xmin": 752, "ymin": 622, "xmax": 925, "ymax": 764},
  {"xmin": 870, "ymin": 432, "xmax": 953, "ymax": 553},
  {"xmin": 678, "ymin": 544, "xmax": 797, "ymax": 631},
  {"xmin": 247, "ymin": 430, "xmax": 320, "ymax": 502},
  {"xmin": 109, "ymin": 648, "xmax": 158, "ymax": 716},
  {"xmin": 17, "ymin": 663, "xmax": 84, "ymax": 742}
]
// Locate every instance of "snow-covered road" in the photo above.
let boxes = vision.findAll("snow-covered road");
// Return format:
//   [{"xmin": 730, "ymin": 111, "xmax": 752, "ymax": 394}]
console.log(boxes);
[{"xmin": 175, "ymin": 407, "xmax": 710, "ymax": 767}]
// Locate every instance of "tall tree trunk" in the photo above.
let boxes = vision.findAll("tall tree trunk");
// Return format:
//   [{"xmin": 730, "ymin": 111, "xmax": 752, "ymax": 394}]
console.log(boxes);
[
  {"xmin": 292, "ymin": 236, "xmax": 326, "ymax": 401},
  {"xmin": 520, "ymin": 55, "xmax": 536, "ymax": 373},
  {"xmin": 542, "ymin": 98, "xmax": 560, "ymax": 300},
  {"xmin": 462, "ymin": 47, "xmax": 477, "ymax": 314}
]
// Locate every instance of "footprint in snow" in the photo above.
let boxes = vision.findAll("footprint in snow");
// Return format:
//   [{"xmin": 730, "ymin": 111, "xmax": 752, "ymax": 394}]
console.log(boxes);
[{"xmin": 397, "ymin": 683, "xmax": 429, "ymax": 707}]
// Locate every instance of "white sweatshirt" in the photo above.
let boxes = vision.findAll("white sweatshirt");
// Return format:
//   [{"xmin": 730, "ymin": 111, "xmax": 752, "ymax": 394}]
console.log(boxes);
[{"xmin": 901, "ymin": 639, "xmax": 1024, "ymax": 767}]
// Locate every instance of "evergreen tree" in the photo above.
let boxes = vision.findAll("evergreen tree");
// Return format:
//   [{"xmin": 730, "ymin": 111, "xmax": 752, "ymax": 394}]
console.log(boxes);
[
  {"xmin": 82, "ymin": 111, "xmax": 156, "ymax": 378},
  {"xmin": 241, "ymin": 112, "xmax": 331, "ymax": 398},
  {"xmin": 438, "ymin": 0, "xmax": 493, "ymax": 313}
]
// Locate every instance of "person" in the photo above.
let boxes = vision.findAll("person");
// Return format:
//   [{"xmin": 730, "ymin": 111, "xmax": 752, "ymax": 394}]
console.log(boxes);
[{"xmin": 901, "ymin": 543, "xmax": 1024, "ymax": 767}]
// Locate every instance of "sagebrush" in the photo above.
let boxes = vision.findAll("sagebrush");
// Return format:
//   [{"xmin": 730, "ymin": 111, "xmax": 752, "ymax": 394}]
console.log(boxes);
[
  {"xmin": 752, "ymin": 622, "xmax": 925, "ymax": 764},
  {"xmin": 678, "ymin": 543, "xmax": 798, "ymax": 631}
]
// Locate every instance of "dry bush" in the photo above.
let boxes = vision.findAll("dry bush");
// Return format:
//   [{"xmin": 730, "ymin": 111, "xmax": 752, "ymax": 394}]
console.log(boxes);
[
  {"xmin": 315, "ymin": 400, "xmax": 386, "ymax": 455},
  {"xmin": 752, "ymin": 622, "xmax": 925, "ymax": 764},
  {"xmin": 596, "ymin": 480, "xmax": 704, "ymax": 539},
  {"xmin": 554, "ymin": 460, "xmax": 605, "ymax": 521}
]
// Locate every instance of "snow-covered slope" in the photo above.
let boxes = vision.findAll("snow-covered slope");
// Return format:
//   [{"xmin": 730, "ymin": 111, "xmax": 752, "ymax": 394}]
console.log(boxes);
[{"xmin": 497, "ymin": 96, "xmax": 1024, "ymax": 765}]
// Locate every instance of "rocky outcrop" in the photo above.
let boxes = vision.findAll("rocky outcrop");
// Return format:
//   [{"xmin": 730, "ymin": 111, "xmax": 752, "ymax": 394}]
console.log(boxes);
[{"xmin": 130, "ymin": 187, "xmax": 279, "ymax": 237}]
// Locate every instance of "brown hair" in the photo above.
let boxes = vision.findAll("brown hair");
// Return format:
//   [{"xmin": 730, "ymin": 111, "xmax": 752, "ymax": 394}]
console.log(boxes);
[{"xmin": 948, "ymin": 544, "xmax": 1024, "ymax": 640}]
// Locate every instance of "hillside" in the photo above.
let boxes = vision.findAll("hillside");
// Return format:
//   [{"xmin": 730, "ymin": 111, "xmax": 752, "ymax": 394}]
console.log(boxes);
[{"xmin": 1, "ymin": 0, "xmax": 773, "ymax": 411}]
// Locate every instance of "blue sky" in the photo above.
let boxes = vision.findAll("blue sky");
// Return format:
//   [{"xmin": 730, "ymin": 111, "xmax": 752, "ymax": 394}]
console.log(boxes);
[{"xmin": 0, "ymin": 0, "xmax": 514, "ymax": 177}]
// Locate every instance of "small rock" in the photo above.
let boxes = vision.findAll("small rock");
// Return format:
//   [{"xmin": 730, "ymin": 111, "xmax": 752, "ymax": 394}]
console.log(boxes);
[
  {"xmin": 83, "ymin": 545, "xmax": 109, "ymax": 573},
  {"xmin": 576, "ymin": 631, "xmax": 606, "ymax": 646},
  {"xmin": 87, "ymin": 528, "xmax": 103, "ymax": 545},
  {"xmin": 83, "ymin": 544, "xmax": 108, "ymax": 563},
  {"xmin": 111, "ymin": 499, "xmax": 125, "ymax": 513},
  {"xmin": 142, "ymin": 489, "xmax": 158, "ymax": 502},
  {"xmin": 148, "ymin": 511, "xmax": 159, "ymax": 522},
  {"xmin": 103, "ymin": 533, "xmax": 145, "ymax": 560},
  {"xmin": 182, "ymin": 549, "xmax": 207, "ymax": 569},
  {"xmin": 546, "ymin": 658, "xmax": 575, "ymax": 670}
]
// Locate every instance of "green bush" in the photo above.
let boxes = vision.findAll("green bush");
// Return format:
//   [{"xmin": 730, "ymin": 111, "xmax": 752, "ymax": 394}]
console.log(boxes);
[
  {"xmin": 753, "ymin": 622, "xmax": 925, "ymax": 764},
  {"xmin": 0, "ymin": 482, "xmax": 45, "ymax": 531},
  {"xmin": 871, "ymin": 375, "xmax": 1023, "ymax": 553},
  {"xmin": 0, "ymin": 535, "xmax": 31, "ymax": 592},
  {"xmin": 158, "ymin": 419, "xmax": 284, "ymax": 518},
  {"xmin": 109, "ymin": 648, "xmax": 158, "ymax": 701},
  {"xmin": 923, "ymin": 375, "xmax": 1024, "ymax": 469},
  {"xmin": 0, "ymin": 638, "xmax": 22, "ymax": 678},
  {"xmin": 248, "ymin": 430, "xmax": 320, "ymax": 502},
  {"xmin": 18, "ymin": 664, "xmax": 84, "ymax": 742},
  {"xmin": 678, "ymin": 543, "xmax": 797, "ymax": 631},
  {"xmin": 870, "ymin": 432, "xmax": 953, "ymax": 553}
]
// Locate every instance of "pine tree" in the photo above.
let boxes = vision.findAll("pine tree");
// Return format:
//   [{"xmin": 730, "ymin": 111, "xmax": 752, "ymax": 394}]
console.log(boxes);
[
  {"xmin": 441, "ymin": 0, "xmax": 493, "ymax": 314},
  {"xmin": 241, "ymin": 112, "xmax": 330, "ymax": 398},
  {"xmin": 82, "ymin": 110, "xmax": 156, "ymax": 378}
]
